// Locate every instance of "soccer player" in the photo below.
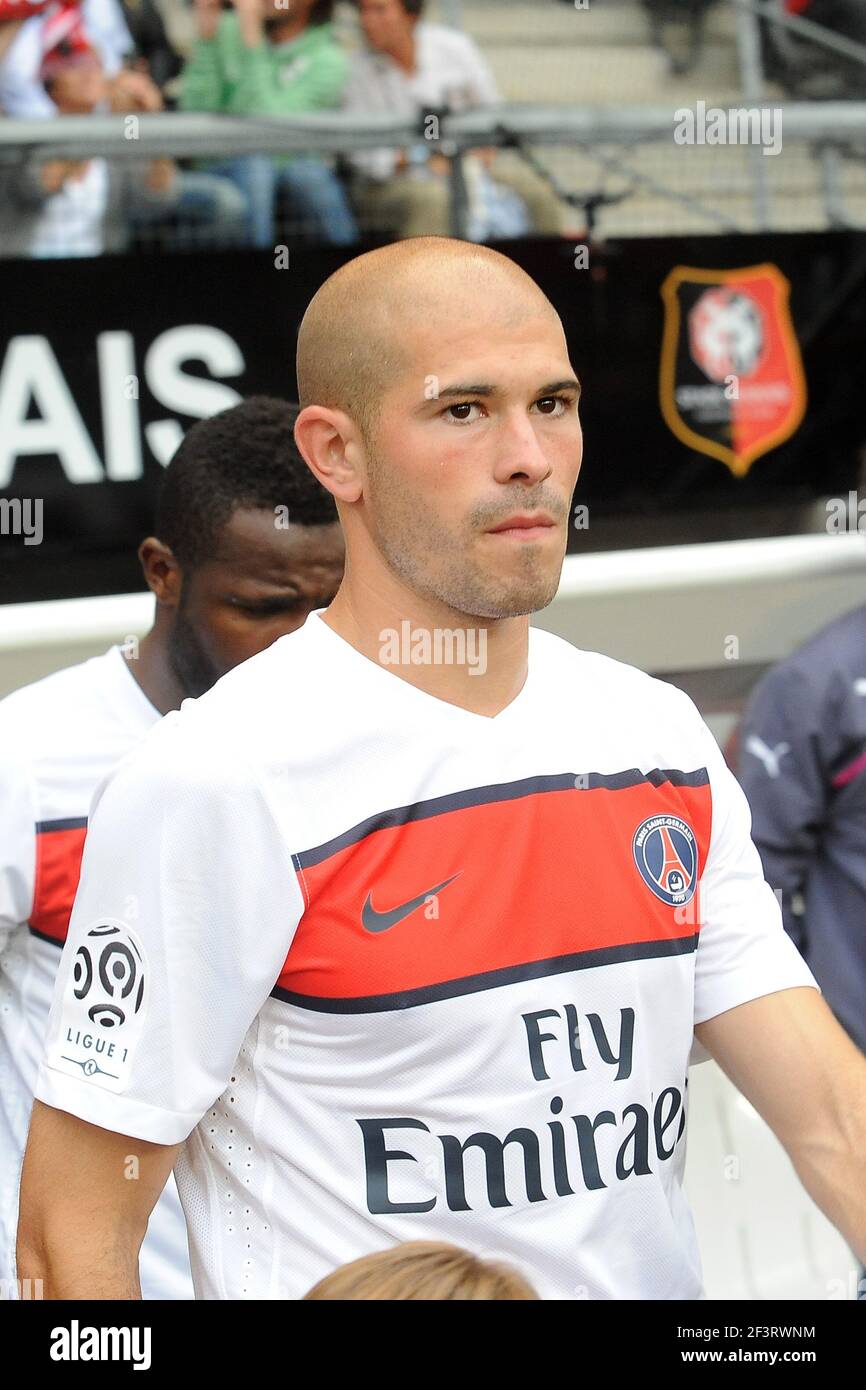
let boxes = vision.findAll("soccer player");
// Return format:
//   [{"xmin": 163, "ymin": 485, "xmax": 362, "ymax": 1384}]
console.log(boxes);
[
  {"xmin": 17, "ymin": 240, "xmax": 866, "ymax": 1300},
  {"xmin": 1, "ymin": 396, "xmax": 344, "ymax": 1298}
]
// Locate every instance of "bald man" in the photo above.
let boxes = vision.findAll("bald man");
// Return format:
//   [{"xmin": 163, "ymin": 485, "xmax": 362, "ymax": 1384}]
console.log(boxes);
[{"xmin": 18, "ymin": 239, "xmax": 866, "ymax": 1301}]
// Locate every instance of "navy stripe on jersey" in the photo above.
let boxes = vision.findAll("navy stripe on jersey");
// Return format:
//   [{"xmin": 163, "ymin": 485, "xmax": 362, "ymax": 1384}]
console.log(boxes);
[
  {"xmin": 294, "ymin": 768, "xmax": 710, "ymax": 870},
  {"xmin": 272, "ymin": 932, "xmax": 700, "ymax": 1013}
]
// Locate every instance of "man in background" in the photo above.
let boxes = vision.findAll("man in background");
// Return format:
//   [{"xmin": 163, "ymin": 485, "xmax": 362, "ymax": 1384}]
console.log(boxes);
[
  {"xmin": 736, "ymin": 603, "xmax": 866, "ymax": 1062},
  {"xmin": 0, "ymin": 396, "xmax": 345, "ymax": 1297},
  {"xmin": 736, "ymin": 601, "xmax": 866, "ymax": 1297},
  {"xmin": 0, "ymin": 1, "xmax": 246, "ymax": 257},
  {"xmin": 181, "ymin": 0, "xmax": 356, "ymax": 247},
  {"xmin": 343, "ymin": 0, "xmax": 565, "ymax": 240}
]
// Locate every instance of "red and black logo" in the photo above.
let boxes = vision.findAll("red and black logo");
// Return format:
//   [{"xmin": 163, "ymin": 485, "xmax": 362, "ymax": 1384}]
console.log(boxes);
[{"xmin": 659, "ymin": 263, "xmax": 807, "ymax": 477}]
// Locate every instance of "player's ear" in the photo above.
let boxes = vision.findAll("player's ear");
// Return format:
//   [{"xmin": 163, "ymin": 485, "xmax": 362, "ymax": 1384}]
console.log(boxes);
[
  {"xmin": 138, "ymin": 536, "xmax": 182, "ymax": 606},
  {"xmin": 293, "ymin": 406, "xmax": 363, "ymax": 505}
]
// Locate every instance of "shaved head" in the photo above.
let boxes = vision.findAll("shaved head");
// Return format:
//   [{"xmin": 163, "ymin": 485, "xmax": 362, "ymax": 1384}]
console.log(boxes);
[
  {"xmin": 293, "ymin": 235, "xmax": 582, "ymax": 626},
  {"xmin": 296, "ymin": 237, "xmax": 558, "ymax": 445}
]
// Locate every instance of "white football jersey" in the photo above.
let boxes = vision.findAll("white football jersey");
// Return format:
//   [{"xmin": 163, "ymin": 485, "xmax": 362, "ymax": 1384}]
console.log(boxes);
[
  {"xmin": 35, "ymin": 613, "xmax": 817, "ymax": 1300},
  {"xmin": 0, "ymin": 646, "xmax": 194, "ymax": 1299}
]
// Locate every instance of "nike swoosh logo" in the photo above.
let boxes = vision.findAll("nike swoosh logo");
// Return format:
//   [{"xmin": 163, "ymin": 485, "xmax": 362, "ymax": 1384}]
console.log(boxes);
[{"xmin": 361, "ymin": 872, "xmax": 462, "ymax": 934}]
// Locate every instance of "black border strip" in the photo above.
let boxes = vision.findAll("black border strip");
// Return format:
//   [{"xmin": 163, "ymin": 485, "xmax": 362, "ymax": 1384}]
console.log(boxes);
[
  {"xmin": 34, "ymin": 817, "xmax": 87, "ymax": 833},
  {"xmin": 295, "ymin": 769, "xmax": 709, "ymax": 870},
  {"xmin": 27, "ymin": 924, "xmax": 64, "ymax": 947},
  {"xmin": 271, "ymin": 932, "xmax": 700, "ymax": 1014}
]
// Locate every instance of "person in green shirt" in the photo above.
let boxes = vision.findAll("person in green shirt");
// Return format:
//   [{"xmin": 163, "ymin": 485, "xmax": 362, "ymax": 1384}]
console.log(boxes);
[{"xmin": 181, "ymin": 0, "xmax": 358, "ymax": 247}]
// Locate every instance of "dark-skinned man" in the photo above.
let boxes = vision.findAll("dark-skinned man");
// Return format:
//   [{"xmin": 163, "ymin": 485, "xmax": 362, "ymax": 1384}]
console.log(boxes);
[{"xmin": 0, "ymin": 395, "xmax": 344, "ymax": 1298}]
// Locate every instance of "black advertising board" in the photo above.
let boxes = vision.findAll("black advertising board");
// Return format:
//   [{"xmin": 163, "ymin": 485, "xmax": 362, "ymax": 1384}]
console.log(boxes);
[{"xmin": 1, "ymin": 232, "xmax": 864, "ymax": 604}]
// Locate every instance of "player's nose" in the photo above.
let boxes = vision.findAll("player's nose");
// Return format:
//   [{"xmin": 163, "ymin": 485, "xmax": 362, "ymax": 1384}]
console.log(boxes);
[{"xmin": 493, "ymin": 411, "xmax": 553, "ymax": 485}]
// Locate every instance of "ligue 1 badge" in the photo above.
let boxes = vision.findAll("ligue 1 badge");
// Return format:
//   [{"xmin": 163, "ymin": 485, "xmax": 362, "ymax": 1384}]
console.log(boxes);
[{"xmin": 659, "ymin": 263, "xmax": 807, "ymax": 477}]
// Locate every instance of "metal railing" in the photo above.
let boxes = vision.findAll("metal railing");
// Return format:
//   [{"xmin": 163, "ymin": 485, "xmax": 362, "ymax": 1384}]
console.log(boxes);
[{"xmin": 4, "ymin": 101, "xmax": 866, "ymax": 242}]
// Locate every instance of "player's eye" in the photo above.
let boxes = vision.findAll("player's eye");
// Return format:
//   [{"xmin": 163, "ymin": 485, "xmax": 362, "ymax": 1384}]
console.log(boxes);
[
  {"xmin": 442, "ymin": 400, "xmax": 485, "ymax": 424},
  {"xmin": 532, "ymin": 393, "xmax": 577, "ymax": 417},
  {"xmin": 231, "ymin": 597, "xmax": 302, "ymax": 616},
  {"xmin": 441, "ymin": 393, "xmax": 577, "ymax": 425}
]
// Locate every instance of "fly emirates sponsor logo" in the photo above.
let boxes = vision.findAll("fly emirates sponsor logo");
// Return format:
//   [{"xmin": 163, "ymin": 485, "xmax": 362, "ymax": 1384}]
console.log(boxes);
[{"xmin": 357, "ymin": 1002, "xmax": 688, "ymax": 1214}]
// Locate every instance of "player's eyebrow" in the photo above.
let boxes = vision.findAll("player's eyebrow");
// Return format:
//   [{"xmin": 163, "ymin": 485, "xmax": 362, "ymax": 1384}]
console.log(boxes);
[{"xmin": 417, "ymin": 377, "xmax": 582, "ymax": 410}]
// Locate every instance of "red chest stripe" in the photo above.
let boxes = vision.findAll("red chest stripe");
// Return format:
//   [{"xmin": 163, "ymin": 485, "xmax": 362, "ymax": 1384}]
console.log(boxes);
[
  {"xmin": 276, "ymin": 770, "xmax": 712, "ymax": 1011},
  {"xmin": 29, "ymin": 818, "xmax": 87, "ymax": 946}
]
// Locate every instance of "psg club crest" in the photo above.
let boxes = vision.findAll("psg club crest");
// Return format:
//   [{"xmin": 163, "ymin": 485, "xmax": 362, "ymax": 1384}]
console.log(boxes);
[
  {"xmin": 632, "ymin": 815, "xmax": 697, "ymax": 907},
  {"xmin": 659, "ymin": 263, "xmax": 807, "ymax": 477}
]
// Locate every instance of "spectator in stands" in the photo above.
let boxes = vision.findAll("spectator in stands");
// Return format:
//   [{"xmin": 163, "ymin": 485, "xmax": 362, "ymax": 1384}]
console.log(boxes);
[
  {"xmin": 115, "ymin": 0, "xmax": 181, "ymax": 95},
  {"xmin": 0, "ymin": 19, "xmax": 244, "ymax": 257},
  {"xmin": 303, "ymin": 1241, "xmax": 539, "ymax": 1299},
  {"xmin": 181, "ymin": 0, "xmax": 358, "ymax": 248},
  {"xmin": 0, "ymin": 0, "xmax": 55, "ymax": 70},
  {"xmin": 342, "ymin": 0, "xmax": 565, "ymax": 241},
  {"xmin": 0, "ymin": 0, "xmax": 132, "ymax": 115}
]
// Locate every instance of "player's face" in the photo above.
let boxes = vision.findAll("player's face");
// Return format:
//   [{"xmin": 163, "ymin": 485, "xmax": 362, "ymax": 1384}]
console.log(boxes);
[
  {"xmin": 169, "ymin": 507, "xmax": 345, "ymax": 697},
  {"xmin": 362, "ymin": 306, "xmax": 582, "ymax": 620}
]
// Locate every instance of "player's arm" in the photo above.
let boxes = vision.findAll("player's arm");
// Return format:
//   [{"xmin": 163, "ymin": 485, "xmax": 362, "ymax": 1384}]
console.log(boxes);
[
  {"xmin": 695, "ymin": 987, "xmax": 866, "ymax": 1261},
  {"xmin": 16, "ymin": 1102, "xmax": 181, "ymax": 1299},
  {"xmin": 683, "ymin": 681, "xmax": 865, "ymax": 1253},
  {"xmin": 16, "ymin": 713, "xmax": 301, "ymax": 1298}
]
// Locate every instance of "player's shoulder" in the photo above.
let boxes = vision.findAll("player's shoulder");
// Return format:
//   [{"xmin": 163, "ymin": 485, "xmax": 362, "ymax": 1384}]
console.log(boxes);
[
  {"xmin": 0, "ymin": 647, "xmax": 121, "ymax": 743},
  {"xmin": 91, "ymin": 698, "xmax": 253, "ymax": 822},
  {"xmin": 104, "ymin": 632, "xmax": 306, "ymax": 793},
  {"xmin": 530, "ymin": 627, "xmax": 714, "ymax": 769},
  {"xmin": 531, "ymin": 625, "xmax": 698, "ymax": 719}
]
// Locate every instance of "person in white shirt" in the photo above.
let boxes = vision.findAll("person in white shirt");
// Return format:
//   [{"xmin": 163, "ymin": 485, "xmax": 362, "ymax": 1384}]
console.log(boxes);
[
  {"xmin": 1, "ymin": 36, "xmax": 179, "ymax": 258},
  {"xmin": 0, "ymin": 2, "xmax": 247, "ymax": 257},
  {"xmin": 15, "ymin": 238, "xmax": 866, "ymax": 1301},
  {"xmin": 0, "ymin": 396, "xmax": 345, "ymax": 1299},
  {"xmin": 342, "ymin": 0, "xmax": 565, "ymax": 240}
]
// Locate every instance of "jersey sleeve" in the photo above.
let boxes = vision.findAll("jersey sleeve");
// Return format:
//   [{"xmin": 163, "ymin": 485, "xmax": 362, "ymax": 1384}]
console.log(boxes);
[
  {"xmin": 0, "ymin": 729, "xmax": 38, "ymax": 956},
  {"xmin": 671, "ymin": 689, "xmax": 820, "ymax": 1028},
  {"xmin": 33, "ymin": 712, "xmax": 303, "ymax": 1145}
]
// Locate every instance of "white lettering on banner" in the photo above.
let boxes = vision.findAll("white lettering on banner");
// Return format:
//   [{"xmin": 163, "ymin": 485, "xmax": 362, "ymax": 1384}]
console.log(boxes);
[
  {"xmin": 0, "ymin": 336, "xmax": 102, "ymax": 487},
  {"xmin": 98, "ymin": 331, "xmax": 143, "ymax": 482},
  {"xmin": 143, "ymin": 325, "xmax": 244, "ymax": 465},
  {"xmin": 0, "ymin": 326, "xmax": 246, "ymax": 484}
]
